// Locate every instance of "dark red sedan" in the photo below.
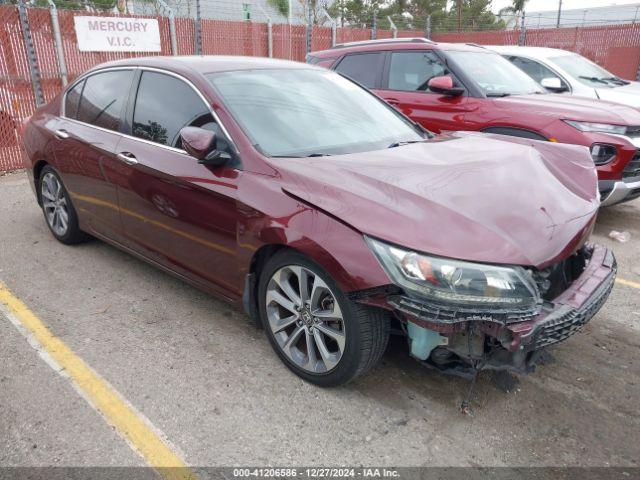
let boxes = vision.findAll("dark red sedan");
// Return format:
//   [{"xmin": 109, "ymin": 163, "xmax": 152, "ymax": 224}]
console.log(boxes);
[
  {"xmin": 22, "ymin": 56, "xmax": 615, "ymax": 386},
  {"xmin": 308, "ymin": 39, "xmax": 640, "ymax": 206}
]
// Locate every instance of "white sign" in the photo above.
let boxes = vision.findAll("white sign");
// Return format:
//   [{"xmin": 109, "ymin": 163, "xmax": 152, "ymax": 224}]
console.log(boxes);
[{"xmin": 74, "ymin": 16, "xmax": 161, "ymax": 52}]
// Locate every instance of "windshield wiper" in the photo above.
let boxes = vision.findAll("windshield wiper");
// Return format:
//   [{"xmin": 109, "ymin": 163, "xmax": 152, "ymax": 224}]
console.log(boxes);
[
  {"xmin": 269, "ymin": 152, "xmax": 332, "ymax": 158},
  {"xmin": 579, "ymin": 76, "xmax": 609, "ymax": 85},
  {"xmin": 388, "ymin": 139, "xmax": 428, "ymax": 148},
  {"xmin": 486, "ymin": 92, "xmax": 511, "ymax": 97},
  {"xmin": 602, "ymin": 76, "xmax": 630, "ymax": 86}
]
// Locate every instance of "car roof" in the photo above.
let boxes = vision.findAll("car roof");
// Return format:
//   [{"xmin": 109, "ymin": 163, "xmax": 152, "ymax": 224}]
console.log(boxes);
[
  {"xmin": 486, "ymin": 45, "xmax": 575, "ymax": 59},
  {"xmin": 87, "ymin": 55, "xmax": 317, "ymax": 75},
  {"xmin": 311, "ymin": 38, "xmax": 492, "ymax": 57}
]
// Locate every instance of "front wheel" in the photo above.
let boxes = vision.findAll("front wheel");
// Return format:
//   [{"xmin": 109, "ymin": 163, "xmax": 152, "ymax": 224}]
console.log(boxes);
[{"xmin": 258, "ymin": 251, "xmax": 390, "ymax": 387}]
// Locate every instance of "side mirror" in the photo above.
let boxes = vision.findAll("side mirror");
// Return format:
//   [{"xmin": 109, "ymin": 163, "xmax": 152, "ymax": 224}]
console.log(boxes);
[
  {"xmin": 540, "ymin": 77, "xmax": 568, "ymax": 92},
  {"xmin": 427, "ymin": 76, "xmax": 464, "ymax": 96},
  {"xmin": 179, "ymin": 126, "xmax": 231, "ymax": 167}
]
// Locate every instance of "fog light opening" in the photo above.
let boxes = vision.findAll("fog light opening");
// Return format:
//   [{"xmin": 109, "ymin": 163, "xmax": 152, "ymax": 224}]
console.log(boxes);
[{"xmin": 590, "ymin": 143, "xmax": 616, "ymax": 165}]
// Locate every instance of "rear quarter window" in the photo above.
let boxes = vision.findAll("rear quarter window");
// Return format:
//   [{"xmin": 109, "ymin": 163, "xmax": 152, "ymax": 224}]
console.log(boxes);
[
  {"xmin": 76, "ymin": 70, "xmax": 134, "ymax": 132},
  {"xmin": 64, "ymin": 80, "xmax": 84, "ymax": 119},
  {"xmin": 334, "ymin": 53, "xmax": 385, "ymax": 88}
]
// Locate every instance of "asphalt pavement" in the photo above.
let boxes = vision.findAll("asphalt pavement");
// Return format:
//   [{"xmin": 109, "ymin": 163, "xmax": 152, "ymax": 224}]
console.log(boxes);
[{"xmin": 1, "ymin": 170, "xmax": 639, "ymax": 471}]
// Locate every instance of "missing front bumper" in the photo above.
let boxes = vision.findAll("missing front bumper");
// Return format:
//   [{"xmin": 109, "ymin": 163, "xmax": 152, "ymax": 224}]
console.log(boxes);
[{"xmin": 386, "ymin": 244, "xmax": 616, "ymax": 374}]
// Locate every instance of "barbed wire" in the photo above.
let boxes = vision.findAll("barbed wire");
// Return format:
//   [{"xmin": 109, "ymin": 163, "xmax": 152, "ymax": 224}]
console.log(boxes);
[{"xmin": 5, "ymin": 0, "xmax": 640, "ymax": 32}]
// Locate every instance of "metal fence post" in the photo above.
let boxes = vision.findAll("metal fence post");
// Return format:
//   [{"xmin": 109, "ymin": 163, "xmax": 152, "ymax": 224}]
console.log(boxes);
[
  {"xmin": 305, "ymin": 5, "xmax": 312, "ymax": 55},
  {"xmin": 17, "ymin": 0, "xmax": 44, "ymax": 106},
  {"xmin": 321, "ymin": 7, "xmax": 337, "ymax": 47},
  {"xmin": 387, "ymin": 16, "xmax": 397, "ymax": 39},
  {"xmin": 156, "ymin": 0, "xmax": 178, "ymax": 55},
  {"xmin": 47, "ymin": 0, "xmax": 68, "ymax": 86},
  {"xmin": 267, "ymin": 17, "xmax": 273, "ymax": 58},
  {"xmin": 425, "ymin": 14, "xmax": 431, "ymax": 39},
  {"xmin": 371, "ymin": 12, "xmax": 377, "ymax": 40},
  {"xmin": 194, "ymin": 0, "xmax": 202, "ymax": 55},
  {"xmin": 518, "ymin": 11, "xmax": 526, "ymax": 46}
]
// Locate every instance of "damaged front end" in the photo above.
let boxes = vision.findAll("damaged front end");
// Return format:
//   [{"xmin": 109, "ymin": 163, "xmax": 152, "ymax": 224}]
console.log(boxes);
[{"xmin": 360, "ymin": 238, "xmax": 616, "ymax": 377}]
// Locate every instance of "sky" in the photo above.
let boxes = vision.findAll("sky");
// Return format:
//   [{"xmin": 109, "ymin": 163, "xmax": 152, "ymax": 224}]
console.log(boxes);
[{"xmin": 490, "ymin": 0, "xmax": 640, "ymax": 13}]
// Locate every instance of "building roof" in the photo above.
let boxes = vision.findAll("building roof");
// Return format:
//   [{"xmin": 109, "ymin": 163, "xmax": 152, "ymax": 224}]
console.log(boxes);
[{"xmin": 524, "ymin": 3, "xmax": 640, "ymax": 29}]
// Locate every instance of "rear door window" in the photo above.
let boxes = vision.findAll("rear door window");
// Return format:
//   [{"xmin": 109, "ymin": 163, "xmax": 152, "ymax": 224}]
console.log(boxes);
[
  {"xmin": 132, "ymin": 71, "xmax": 218, "ymax": 149},
  {"xmin": 334, "ymin": 53, "xmax": 385, "ymax": 88},
  {"xmin": 64, "ymin": 80, "xmax": 84, "ymax": 119},
  {"xmin": 387, "ymin": 51, "xmax": 452, "ymax": 92},
  {"xmin": 76, "ymin": 70, "xmax": 133, "ymax": 131}
]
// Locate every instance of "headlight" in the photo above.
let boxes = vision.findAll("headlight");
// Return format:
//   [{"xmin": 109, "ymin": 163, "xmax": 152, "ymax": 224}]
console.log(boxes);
[
  {"xmin": 365, "ymin": 237, "xmax": 540, "ymax": 308},
  {"xmin": 564, "ymin": 120, "xmax": 626, "ymax": 135}
]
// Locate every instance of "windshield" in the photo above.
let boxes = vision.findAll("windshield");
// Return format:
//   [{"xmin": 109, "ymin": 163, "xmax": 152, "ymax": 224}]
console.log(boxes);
[
  {"xmin": 550, "ymin": 54, "xmax": 627, "ymax": 88},
  {"xmin": 446, "ymin": 50, "xmax": 544, "ymax": 96},
  {"xmin": 206, "ymin": 69, "xmax": 423, "ymax": 157}
]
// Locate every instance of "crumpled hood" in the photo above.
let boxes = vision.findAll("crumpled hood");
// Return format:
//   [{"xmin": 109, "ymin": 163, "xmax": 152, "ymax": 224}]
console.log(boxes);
[
  {"xmin": 275, "ymin": 132, "xmax": 599, "ymax": 269},
  {"xmin": 596, "ymin": 82, "xmax": 640, "ymax": 109},
  {"xmin": 495, "ymin": 93, "xmax": 640, "ymax": 125}
]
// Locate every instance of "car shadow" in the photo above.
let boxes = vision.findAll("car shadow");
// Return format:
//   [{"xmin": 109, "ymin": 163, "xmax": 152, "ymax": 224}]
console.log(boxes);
[{"xmin": 595, "ymin": 199, "xmax": 640, "ymax": 236}]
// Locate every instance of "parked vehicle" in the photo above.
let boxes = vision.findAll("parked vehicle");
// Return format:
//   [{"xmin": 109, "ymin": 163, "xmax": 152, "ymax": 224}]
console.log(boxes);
[
  {"xmin": 22, "ymin": 56, "xmax": 615, "ymax": 386},
  {"xmin": 308, "ymin": 39, "xmax": 640, "ymax": 206},
  {"xmin": 488, "ymin": 45, "xmax": 640, "ymax": 107}
]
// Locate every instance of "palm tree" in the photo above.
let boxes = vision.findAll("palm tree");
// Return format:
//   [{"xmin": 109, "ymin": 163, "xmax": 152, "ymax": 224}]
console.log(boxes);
[{"xmin": 499, "ymin": 0, "xmax": 527, "ymax": 15}]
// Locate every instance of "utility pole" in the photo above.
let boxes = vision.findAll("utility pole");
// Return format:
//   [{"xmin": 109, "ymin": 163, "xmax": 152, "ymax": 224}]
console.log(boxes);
[
  {"xmin": 556, "ymin": 0, "xmax": 562, "ymax": 28},
  {"xmin": 457, "ymin": 0, "xmax": 462, "ymax": 31}
]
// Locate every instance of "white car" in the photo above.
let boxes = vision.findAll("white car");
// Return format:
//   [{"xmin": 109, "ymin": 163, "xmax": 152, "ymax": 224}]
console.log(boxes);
[{"xmin": 487, "ymin": 46, "xmax": 640, "ymax": 108}]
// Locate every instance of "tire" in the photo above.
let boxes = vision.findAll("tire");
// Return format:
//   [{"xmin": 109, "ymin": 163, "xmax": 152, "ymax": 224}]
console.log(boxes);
[
  {"xmin": 38, "ymin": 166, "xmax": 88, "ymax": 245},
  {"xmin": 258, "ymin": 250, "xmax": 390, "ymax": 387}
]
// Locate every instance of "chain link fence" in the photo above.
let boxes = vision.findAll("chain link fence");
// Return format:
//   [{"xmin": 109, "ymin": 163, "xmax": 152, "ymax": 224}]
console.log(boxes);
[{"xmin": 3, "ymin": 3, "xmax": 640, "ymax": 172}]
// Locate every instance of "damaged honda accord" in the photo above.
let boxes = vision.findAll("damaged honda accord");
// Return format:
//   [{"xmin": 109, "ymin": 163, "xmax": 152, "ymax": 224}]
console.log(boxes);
[{"xmin": 22, "ymin": 56, "xmax": 616, "ymax": 386}]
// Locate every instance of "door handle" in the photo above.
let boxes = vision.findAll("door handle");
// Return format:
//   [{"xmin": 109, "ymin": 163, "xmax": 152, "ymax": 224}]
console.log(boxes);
[
  {"xmin": 54, "ymin": 129, "xmax": 69, "ymax": 139},
  {"xmin": 386, "ymin": 98, "xmax": 400, "ymax": 105},
  {"xmin": 116, "ymin": 152, "xmax": 138, "ymax": 165}
]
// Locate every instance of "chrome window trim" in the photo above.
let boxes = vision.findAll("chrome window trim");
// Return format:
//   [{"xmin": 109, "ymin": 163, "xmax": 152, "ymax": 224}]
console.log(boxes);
[{"xmin": 60, "ymin": 65, "xmax": 238, "ymax": 155}]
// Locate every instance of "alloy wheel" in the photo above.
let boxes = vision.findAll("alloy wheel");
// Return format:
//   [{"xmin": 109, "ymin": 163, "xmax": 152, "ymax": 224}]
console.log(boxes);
[
  {"xmin": 41, "ymin": 172, "xmax": 69, "ymax": 237},
  {"xmin": 266, "ymin": 265, "xmax": 346, "ymax": 373}
]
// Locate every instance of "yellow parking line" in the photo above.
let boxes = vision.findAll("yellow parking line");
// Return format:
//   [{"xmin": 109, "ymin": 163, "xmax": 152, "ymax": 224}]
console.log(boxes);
[
  {"xmin": 0, "ymin": 283, "xmax": 196, "ymax": 480},
  {"xmin": 616, "ymin": 277, "xmax": 640, "ymax": 290}
]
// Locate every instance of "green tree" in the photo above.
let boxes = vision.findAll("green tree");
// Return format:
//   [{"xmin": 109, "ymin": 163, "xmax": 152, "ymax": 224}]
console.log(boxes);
[
  {"xmin": 88, "ymin": 0, "xmax": 117, "ymax": 11},
  {"xmin": 434, "ymin": 0, "xmax": 506, "ymax": 32},
  {"xmin": 267, "ymin": 0, "xmax": 289, "ymax": 17}
]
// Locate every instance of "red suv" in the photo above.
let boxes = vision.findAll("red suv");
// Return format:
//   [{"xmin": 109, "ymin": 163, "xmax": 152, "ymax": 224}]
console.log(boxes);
[{"xmin": 309, "ymin": 38, "xmax": 640, "ymax": 206}]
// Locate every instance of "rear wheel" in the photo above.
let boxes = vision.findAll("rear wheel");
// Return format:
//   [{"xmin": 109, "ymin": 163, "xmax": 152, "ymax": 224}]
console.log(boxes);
[
  {"xmin": 258, "ymin": 251, "xmax": 390, "ymax": 387},
  {"xmin": 39, "ymin": 166, "xmax": 88, "ymax": 244}
]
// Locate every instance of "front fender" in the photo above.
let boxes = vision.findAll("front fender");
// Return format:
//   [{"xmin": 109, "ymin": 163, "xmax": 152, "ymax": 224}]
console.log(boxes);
[{"xmin": 236, "ymin": 174, "xmax": 390, "ymax": 293}]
